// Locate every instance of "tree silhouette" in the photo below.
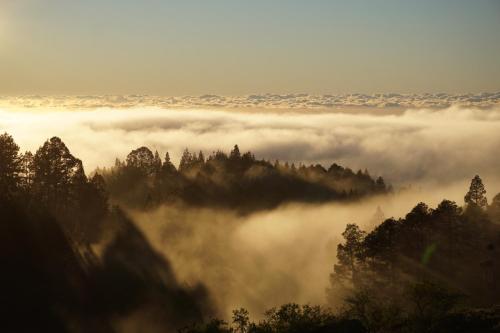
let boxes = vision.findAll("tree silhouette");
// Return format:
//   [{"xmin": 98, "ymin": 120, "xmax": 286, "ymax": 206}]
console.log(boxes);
[
  {"xmin": 179, "ymin": 148, "xmax": 194, "ymax": 172},
  {"xmin": 32, "ymin": 137, "xmax": 87, "ymax": 208},
  {"xmin": 229, "ymin": 144, "xmax": 241, "ymax": 160},
  {"xmin": 126, "ymin": 146, "xmax": 155, "ymax": 174},
  {"xmin": 162, "ymin": 152, "xmax": 177, "ymax": 174},
  {"xmin": 333, "ymin": 224, "xmax": 366, "ymax": 286},
  {"xmin": 465, "ymin": 175, "xmax": 487, "ymax": 208},
  {"xmin": 153, "ymin": 150, "xmax": 162, "ymax": 174},
  {"xmin": 19, "ymin": 151, "xmax": 35, "ymax": 190},
  {"xmin": 375, "ymin": 176, "xmax": 386, "ymax": 192},
  {"xmin": 232, "ymin": 308, "xmax": 249, "ymax": 333},
  {"xmin": 0, "ymin": 132, "xmax": 22, "ymax": 198},
  {"xmin": 198, "ymin": 150, "xmax": 205, "ymax": 163}
]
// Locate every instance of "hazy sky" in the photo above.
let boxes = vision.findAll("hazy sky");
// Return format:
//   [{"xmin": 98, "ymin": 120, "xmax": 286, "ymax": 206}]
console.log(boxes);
[{"xmin": 1, "ymin": 0, "xmax": 499, "ymax": 95}]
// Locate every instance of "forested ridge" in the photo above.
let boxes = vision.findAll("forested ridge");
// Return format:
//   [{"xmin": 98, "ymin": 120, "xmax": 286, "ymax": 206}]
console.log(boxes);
[
  {"xmin": 1, "ymin": 132, "xmax": 500, "ymax": 332},
  {"xmin": 101, "ymin": 144, "xmax": 389, "ymax": 212}
]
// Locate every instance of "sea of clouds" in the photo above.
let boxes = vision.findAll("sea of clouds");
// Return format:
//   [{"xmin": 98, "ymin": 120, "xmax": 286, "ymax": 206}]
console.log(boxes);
[
  {"xmin": 1, "ymin": 92, "xmax": 499, "ymax": 110},
  {"xmin": 2, "ymin": 97, "xmax": 500, "ymax": 317},
  {"xmin": 1, "ymin": 102, "xmax": 499, "ymax": 189}
]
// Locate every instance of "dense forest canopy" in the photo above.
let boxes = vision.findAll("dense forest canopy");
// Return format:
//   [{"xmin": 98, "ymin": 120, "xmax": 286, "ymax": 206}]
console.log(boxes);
[{"xmin": 1, "ymin": 132, "xmax": 500, "ymax": 332}]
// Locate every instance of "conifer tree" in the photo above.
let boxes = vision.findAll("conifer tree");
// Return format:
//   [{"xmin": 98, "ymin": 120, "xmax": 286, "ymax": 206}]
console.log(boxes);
[
  {"xmin": 464, "ymin": 175, "xmax": 487, "ymax": 208},
  {"xmin": 0, "ymin": 133, "xmax": 21, "ymax": 197}
]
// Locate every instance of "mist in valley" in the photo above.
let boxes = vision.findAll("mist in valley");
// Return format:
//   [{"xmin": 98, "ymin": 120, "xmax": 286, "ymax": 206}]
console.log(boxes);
[
  {"xmin": 2, "ymin": 104, "xmax": 500, "ymax": 332},
  {"xmin": 127, "ymin": 174, "xmax": 499, "ymax": 316},
  {"xmin": 3, "ymin": 1, "xmax": 500, "ymax": 331}
]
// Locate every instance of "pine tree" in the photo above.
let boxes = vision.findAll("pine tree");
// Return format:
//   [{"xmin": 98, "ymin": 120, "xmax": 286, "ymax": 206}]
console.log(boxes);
[
  {"xmin": 332, "ymin": 223, "xmax": 366, "ymax": 286},
  {"xmin": 19, "ymin": 151, "xmax": 35, "ymax": 190},
  {"xmin": 179, "ymin": 148, "xmax": 193, "ymax": 172},
  {"xmin": 230, "ymin": 144, "xmax": 241, "ymax": 160},
  {"xmin": 32, "ymin": 136, "xmax": 87, "ymax": 209},
  {"xmin": 162, "ymin": 152, "xmax": 177, "ymax": 174},
  {"xmin": 198, "ymin": 150, "xmax": 205, "ymax": 163},
  {"xmin": 375, "ymin": 176, "xmax": 386, "ymax": 191},
  {"xmin": 153, "ymin": 150, "xmax": 162, "ymax": 173},
  {"xmin": 0, "ymin": 132, "xmax": 22, "ymax": 197},
  {"xmin": 464, "ymin": 175, "xmax": 487, "ymax": 208}
]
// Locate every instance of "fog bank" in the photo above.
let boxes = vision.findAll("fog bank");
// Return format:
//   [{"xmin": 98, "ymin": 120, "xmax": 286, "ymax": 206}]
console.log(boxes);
[
  {"xmin": 2, "ymin": 104, "xmax": 500, "ymax": 318},
  {"xmin": 128, "ymin": 179, "xmax": 493, "ymax": 318},
  {"xmin": 1, "ymin": 106, "xmax": 499, "ymax": 187}
]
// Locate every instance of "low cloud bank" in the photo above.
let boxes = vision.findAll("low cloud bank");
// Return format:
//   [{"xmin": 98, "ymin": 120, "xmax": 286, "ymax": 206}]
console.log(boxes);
[
  {"xmin": 1, "ymin": 105, "xmax": 499, "ymax": 188},
  {"xmin": 2, "ymin": 103, "xmax": 500, "ymax": 319}
]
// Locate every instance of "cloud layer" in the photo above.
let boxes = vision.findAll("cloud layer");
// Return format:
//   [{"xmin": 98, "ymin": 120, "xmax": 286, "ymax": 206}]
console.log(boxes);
[
  {"xmin": 1, "ymin": 92, "xmax": 500, "ymax": 110},
  {"xmin": 2, "ymin": 102, "xmax": 500, "ymax": 318},
  {"xmin": 1, "ymin": 105, "xmax": 499, "ymax": 190}
]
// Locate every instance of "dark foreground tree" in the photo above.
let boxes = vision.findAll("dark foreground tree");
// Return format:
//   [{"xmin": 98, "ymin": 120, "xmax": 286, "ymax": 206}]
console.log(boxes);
[
  {"xmin": 333, "ymin": 224, "xmax": 366, "ymax": 287},
  {"xmin": 180, "ymin": 303, "xmax": 366, "ymax": 333},
  {"xmin": 32, "ymin": 137, "xmax": 87, "ymax": 208},
  {"xmin": 0, "ymin": 132, "xmax": 22, "ymax": 198}
]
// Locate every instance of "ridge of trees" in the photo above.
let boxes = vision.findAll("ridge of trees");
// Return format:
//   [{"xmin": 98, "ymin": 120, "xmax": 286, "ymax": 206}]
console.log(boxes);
[
  {"xmin": 0, "ymin": 132, "xmax": 390, "ymax": 240},
  {"xmin": 327, "ymin": 175, "xmax": 500, "ymax": 332},
  {"xmin": 103, "ymin": 144, "xmax": 389, "ymax": 211}
]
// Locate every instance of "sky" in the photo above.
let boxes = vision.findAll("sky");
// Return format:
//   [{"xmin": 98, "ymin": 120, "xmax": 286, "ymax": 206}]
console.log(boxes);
[{"xmin": 1, "ymin": 0, "xmax": 499, "ymax": 95}]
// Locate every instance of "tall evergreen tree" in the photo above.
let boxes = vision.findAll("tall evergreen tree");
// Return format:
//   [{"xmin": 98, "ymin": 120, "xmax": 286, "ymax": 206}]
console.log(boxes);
[
  {"xmin": 333, "ymin": 223, "xmax": 366, "ymax": 286},
  {"xmin": 0, "ymin": 133, "xmax": 21, "ymax": 197},
  {"xmin": 179, "ymin": 148, "xmax": 193, "ymax": 172},
  {"xmin": 153, "ymin": 150, "xmax": 162, "ymax": 174},
  {"xmin": 375, "ymin": 176, "xmax": 386, "ymax": 191},
  {"xmin": 32, "ymin": 137, "xmax": 87, "ymax": 208},
  {"xmin": 229, "ymin": 145, "xmax": 241, "ymax": 160},
  {"xmin": 464, "ymin": 175, "xmax": 487, "ymax": 208},
  {"xmin": 162, "ymin": 152, "xmax": 177, "ymax": 174},
  {"xmin": 198, "ymin": 150, "xmax": 205, "ymax": 163},
  {"xmin": 19, "ymin": 151, "xmax": 35, "ymax": 190}
]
